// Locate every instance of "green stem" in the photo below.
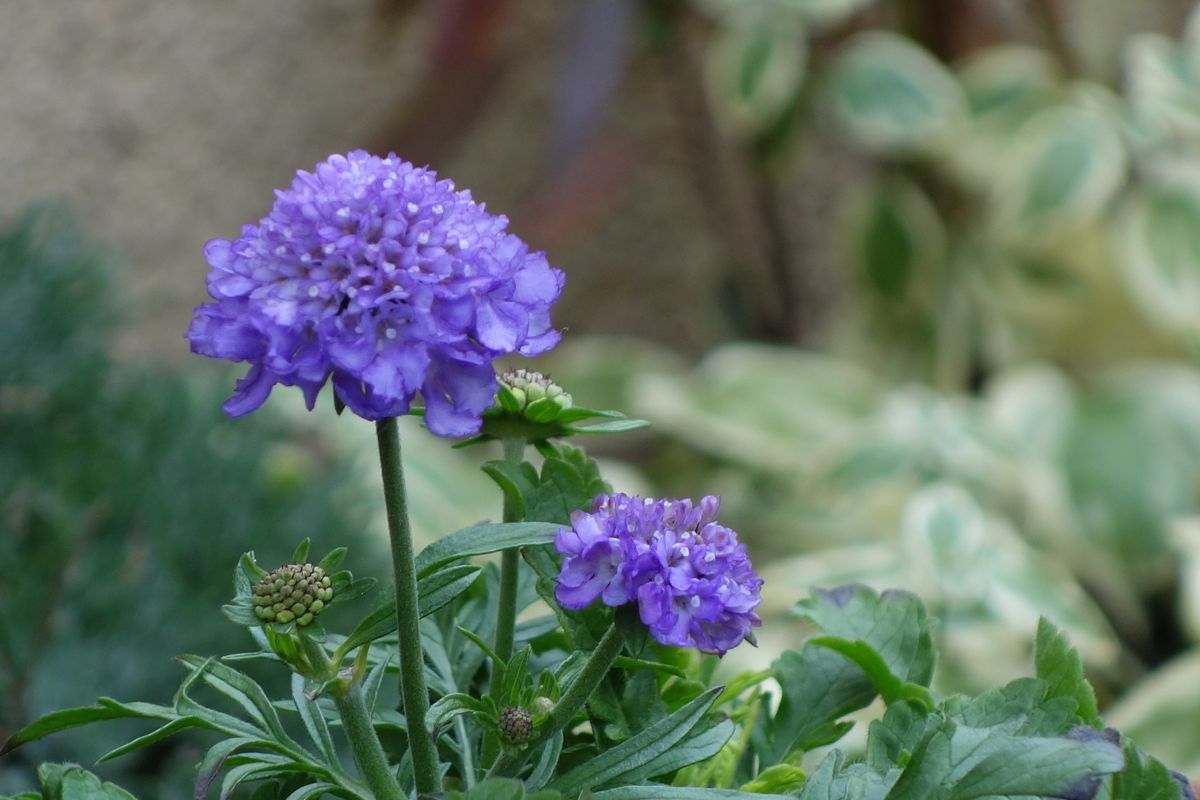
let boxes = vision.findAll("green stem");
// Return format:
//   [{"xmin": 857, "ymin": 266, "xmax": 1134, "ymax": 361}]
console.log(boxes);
[
  {"xmin": 489, "ymin": 622, "xmax": 625, "ymax": 779},
  {"xmin": 375, "ymin": 417, "xmax": 441, "ymax": 797},
  {"xmin": 300, "ymin": 638, "xmax": 403, "ymax": 800},
  {"xmin": 482, "ymin": 437, "xmax": 527, "ymax": 768}
]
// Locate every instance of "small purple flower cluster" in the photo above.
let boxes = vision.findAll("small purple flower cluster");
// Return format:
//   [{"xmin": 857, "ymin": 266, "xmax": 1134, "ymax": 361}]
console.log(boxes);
[
  {"xmin": 187, "ymin": 151, "xmax": 563, "ymax": 437},
  {"xmin": 555, "ymin": 493, "xmax": 762, "ymax": 654}
]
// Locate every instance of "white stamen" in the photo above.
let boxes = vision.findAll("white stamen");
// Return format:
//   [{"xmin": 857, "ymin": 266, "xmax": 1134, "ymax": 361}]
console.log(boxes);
[
  {"xmin": 691, "ymin": 596, "xmax": 701, "ymax": 608},
  {"xmin": 274, "ymin": 246, "xmax": 286, "ymax": 256},
  {"xmin": 382, "ymin": 262, "xmax": 396, "ymax": 273},
  {"xmin": 432, "ymin": 204, "xmax": 444, "ymax": 214},
  {"xmin": 307, "ymin": 286, "xmax": 320, "ymax": 298},
  {"xmin": 383, "ymin": 178, "xmax": 395, "ymax": 189},
  {"xmin": 458, "ymin": 239, "xmax": 469, "ymax": 249},
  {"xmin": 385, "ymin": 328, "xmax": 397, "ymax": 340},
  {"xmin": 336, "ymin": 207, "xmax": 350, "ymax": 218},
  {"xmin": 300, "ymin": 253, "xmax": 312, "ymax": 263},
  {"xmin": 406, "ymin": 202, "xmax": 419, "ymax": 214},
  {"xmin": 323, "ymin": 243, "xmax": 336, "ymax": 255},
  {"xmin": 417, "ymin": 231, "xmax": 430, "ymax": 244}
]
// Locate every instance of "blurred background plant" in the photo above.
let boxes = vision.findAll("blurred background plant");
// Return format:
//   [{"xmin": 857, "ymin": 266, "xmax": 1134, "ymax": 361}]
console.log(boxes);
[{"xmin": 4, "ymin": 0, "xmax": 1200, "ymax": 794}]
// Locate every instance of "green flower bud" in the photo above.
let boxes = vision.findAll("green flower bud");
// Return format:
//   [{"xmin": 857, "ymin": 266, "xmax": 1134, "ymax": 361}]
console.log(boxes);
[
  {"xmin": 496, "ymin": 369, "xmax": 572, "ymax": 422},
  {"xmin": 497, "ymin": 706, "xmax": 533, "ymax": 745},
  {"xmin": 253, "ymin": 563, "xmax": 333, "ymax": 627},
  {"xmin": 531, "ymin": 696, "xmax": 555, "ymax": 717}
]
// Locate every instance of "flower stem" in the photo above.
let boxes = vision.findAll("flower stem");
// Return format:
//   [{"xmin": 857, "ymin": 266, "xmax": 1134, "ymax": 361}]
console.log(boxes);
[
  {"xmin": 375, "ymin": 417, "xmax": 440, "ymax": 797},
  {"xmin": 300, "ymin": 638, "xmax": 403, "ymax": 800},
  {"xmin": 482, "ymin": 437, "xmax": 527, "ymax": 768},
  {"xmin": 488, "ymin": 622, "xmax": 625, "ymax": 779}
]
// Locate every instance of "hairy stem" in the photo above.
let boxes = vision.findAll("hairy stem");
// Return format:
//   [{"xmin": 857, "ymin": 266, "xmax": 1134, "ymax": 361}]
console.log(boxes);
[
  {"xmin": 482, "ymin": 437, "xmax": 527, "ymax": 768},
  {"xmin": 375, "ymin": 417, "xmax": 440, "ymax": 796},
  {"xmin": 301, "ymin": 638, "xmax": 403, "ymax": 800}
]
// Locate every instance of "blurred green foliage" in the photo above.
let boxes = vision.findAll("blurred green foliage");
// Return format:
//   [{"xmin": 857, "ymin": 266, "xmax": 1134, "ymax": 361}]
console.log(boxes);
[{"xmin": 0, "ymin": 208, "xmax": 379, "ymax": 798}]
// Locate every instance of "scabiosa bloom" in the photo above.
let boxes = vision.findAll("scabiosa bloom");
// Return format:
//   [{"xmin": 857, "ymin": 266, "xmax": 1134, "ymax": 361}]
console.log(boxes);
[
  {"xmin": 186, "ymin": 151, "xmax": 564, "ymax": 437},
  {"xmin": 554, "ymin": 493, "xmax": 762, "ymax": 655}
]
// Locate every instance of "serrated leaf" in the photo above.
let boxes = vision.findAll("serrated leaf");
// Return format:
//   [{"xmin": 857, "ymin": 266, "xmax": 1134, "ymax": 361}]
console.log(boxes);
[
  {"xmin": 796, "ymin": 585, "xmax": 935, "ymax": 689},
  {"xmin": 1035, "ymin": 617, "xmax": 1100, "ymax": 726},
  {"xmin": 827, "ymin": 32, "xmax": 964, "ymax": 154},
  {"xmin": 36, "ymin": 764, "xmax": 138, "ymax": 800},
  {"xmin": 763, "ymin": 647, "xmax": 875, "ymax": 765},
  {"xmin": 414, "ymin": 521, "xmax": 562, "ymax": 576},
  {"xmin": 797, "ymin": 751, "xmax": 900, "ymax": 800},
  {"xmin": 943, "ymin": 677, "xmax": 1077, "ymax": 737},
  {"xmin": 886, "ymin": 724, "xmax": 1124, "ymax": 799},
  {"xmin": 548, "ymin": 687, "xmax": 723, "ymax": 794},
  {"xmin": 1111, "ymin": 741, "xmax": 1193, "ymax": 800}
]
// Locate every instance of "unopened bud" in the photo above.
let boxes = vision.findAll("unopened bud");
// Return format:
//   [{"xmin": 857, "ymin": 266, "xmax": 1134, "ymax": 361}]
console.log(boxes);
[
  {"xmin": 497, "ymin": 706, "xmax": 533, "ymax": 744},
  {"xmin": 253, "ymin": 563, "xmax": 333, "ymax": 627}
]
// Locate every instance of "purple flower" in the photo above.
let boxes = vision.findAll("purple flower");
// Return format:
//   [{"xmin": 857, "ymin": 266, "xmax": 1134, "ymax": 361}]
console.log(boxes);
[
  {"xmin": 555, "ymin": 493, "xmax": 762, "ymax": 655},
  {"xmin": 186, "ymin": 151, "xmax": 564, "ymax": 437}
]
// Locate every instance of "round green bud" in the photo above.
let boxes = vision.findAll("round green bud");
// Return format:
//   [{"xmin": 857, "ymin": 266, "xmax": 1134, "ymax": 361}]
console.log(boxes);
[{"xmin": 253, "ymin": 562, "xmax": 334, "ymax": 627}]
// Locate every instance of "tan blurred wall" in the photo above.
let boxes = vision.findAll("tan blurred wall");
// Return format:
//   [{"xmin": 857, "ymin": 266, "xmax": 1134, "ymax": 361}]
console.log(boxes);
[{"xmin": 0, "ymin": 1, "xmax": 731, "ymax": 363}]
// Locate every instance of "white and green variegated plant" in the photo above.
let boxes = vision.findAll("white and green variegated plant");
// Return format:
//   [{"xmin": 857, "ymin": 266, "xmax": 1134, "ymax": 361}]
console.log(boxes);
[{"xmin": 0, "ymin": 390, "xmax": 1192, "ymax": 800}]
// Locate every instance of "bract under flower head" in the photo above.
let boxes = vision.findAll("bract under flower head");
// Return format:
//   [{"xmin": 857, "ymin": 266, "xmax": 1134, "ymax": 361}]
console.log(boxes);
[
  {"xmin": 554, "ymin": 493, "xmax": 762, "ymax": 655},
  {"xmin": 186, "ymin": 151, "xmax": 564, "ymax": 437}
]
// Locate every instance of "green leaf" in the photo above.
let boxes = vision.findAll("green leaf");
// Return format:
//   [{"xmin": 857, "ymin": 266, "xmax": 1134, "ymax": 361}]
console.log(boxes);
[
  {"xmin": 335, "ymin": 564, "xmax": 482, "ymax": 657},
  {"xmin": 291, "ymin": 539, "xmax": 311, "ymax": 564},
  {"xmin": 1111, "ymin": 741, "xmax": 1192, "ymax": 800},
  {"xmin": 175, "ymin": 655, "xmax": 306, "ymax": 753},
  {"xmin": 96, "ymin": 717, "xmax": 206, "ymax": 763},
  {"xmin": 795, "ymin": 585, "xmax": 935, "ymax": 688},
  {"xmin": 806, "ymin": 637, "xmax": 935, "ymax": 710},
  {"xmin": 426, "ymin": 692, "xmax": 488, "ymax": 738},
  {"xmin": 414, "ymin": 521, "xmax": 562, "ymax": 576},
  {"xmin": 282, "ymin": 783, "xmax": 345, "ymax": 800},
  {"xmin": 886, "ymin": 724, "xmax": 1124, "ymax": 799},
  {"xmin": 291, "ymin": 674, "xmax": 338, "ymax": 767},
  {"xmin": 1035, "ymin": 617, "xmax": 1100, "ymax": 726},
  {"xmin": 798, "ymin": 751, "xmax": 900, "ymax": 800},
  {"xmin": 739, "ymin": 763, "xmax": 807, "ymax": 794},
  {"xmin": 763, "ymin": 647, "xmax": 874, "ymax": 765},
  {"xmin": 2, "ymin": 705, "xmax": 148, "ymax": 755},
  {"xmin": 594, "ymin": 790, "xmax": 793, "ymax": 800},
  {"xmin": 992, "ymin": 107, "xmax": 1126, "ymax": 237},
  {"xmin": 526, "ymin": 731, "xmax": 564, "ymax": 791},
  {"xmin": 827, "ymin": 32, "xmax": 965, "ymax": 154},
  {"xmin": 942, "ymin": 677, "xmax": 1076, "ymax": 737},
  {"xmin": 36, "ymin": 764, "xmax": 138, "ymax": 800},
  {"xmin": 562, "ymin": 418, "xmax": 652, "ymax": 435},
  {"xmin": 706, "ymin": 13, "xmax": 807, "ymax": 139},
  {"xmin": 1118, "ymin": 186, "xmax": 1200, "ymax": 336},
  {"xmin": 548, "ymin": 687, "xmax": 723, "ymax": 794}
]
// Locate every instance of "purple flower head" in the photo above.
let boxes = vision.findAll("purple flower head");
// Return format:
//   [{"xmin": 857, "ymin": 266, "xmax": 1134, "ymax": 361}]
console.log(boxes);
[
  {"xmin": 186, "ymin": 151, "xmax": 565, "ymax": 437},
  {"xmin": 554, "ymin": 493, "xmax": 762, "ymax": 655}
]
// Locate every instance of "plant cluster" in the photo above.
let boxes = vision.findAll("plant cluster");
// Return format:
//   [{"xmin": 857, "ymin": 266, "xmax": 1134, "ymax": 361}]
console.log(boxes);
[{"xmin": 1, "ymin": 151, "xmax": 1194, "ymax": 800}]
